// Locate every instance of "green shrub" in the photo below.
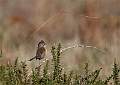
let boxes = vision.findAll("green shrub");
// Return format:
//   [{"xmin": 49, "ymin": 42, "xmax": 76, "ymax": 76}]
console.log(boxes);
[{"xmin": 0, "ymin": 44, "xmax": 119, "ymax": 85}]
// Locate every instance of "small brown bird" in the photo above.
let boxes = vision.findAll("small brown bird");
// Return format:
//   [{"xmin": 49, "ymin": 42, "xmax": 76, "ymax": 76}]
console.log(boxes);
[{"xmin": 29, "ymin": 40, "xmax": 46, "ymax": 61}]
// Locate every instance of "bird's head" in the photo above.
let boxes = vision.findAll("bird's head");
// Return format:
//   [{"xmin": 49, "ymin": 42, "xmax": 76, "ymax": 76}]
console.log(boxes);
[{"xmin": 38, "ymin": 40, "xmax": 46, "ymax": 48}]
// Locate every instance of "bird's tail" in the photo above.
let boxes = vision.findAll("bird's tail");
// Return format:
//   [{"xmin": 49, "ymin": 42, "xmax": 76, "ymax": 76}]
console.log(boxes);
[{"xmin": 28, "ymin": 56, "xmax": 36, "ymax": 61}]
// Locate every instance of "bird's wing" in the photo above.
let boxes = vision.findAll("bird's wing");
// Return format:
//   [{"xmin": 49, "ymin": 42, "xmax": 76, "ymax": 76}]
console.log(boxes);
[
  {"xmin": 36, "ymin": 47, "xmax": 46, "ymax": 59},
  {"xmin": 41, "ymin": 50, "xmax": 45, "ymax": 59}
]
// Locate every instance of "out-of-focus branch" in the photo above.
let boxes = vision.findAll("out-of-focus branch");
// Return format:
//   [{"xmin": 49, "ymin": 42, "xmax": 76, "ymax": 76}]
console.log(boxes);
[
  {"xmin": 30, "ymin": 10, "xmax": 63, "ymax": 37},
  {"xmin": 63, "ymin": 11, "xmax": 100, "ymax": 19},
  {"xmin": 30, "ymin": 10, "xmax": 100, "ymax": 37}
]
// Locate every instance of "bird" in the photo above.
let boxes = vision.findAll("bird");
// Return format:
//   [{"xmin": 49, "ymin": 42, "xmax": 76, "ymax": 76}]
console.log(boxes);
[{"xmin": 29, "ymin": 40, "xmax": 46, "ymax": 61}]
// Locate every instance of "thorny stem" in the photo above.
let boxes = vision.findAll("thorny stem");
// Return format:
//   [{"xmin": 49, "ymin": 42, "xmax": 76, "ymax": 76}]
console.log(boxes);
[
  {"xmin": 60, "ymin": 44, "xmax": 105, "ymax": 54},
  {"xmin": 40, "ymin": 43, "xmax": 105, "ymax": 66}
]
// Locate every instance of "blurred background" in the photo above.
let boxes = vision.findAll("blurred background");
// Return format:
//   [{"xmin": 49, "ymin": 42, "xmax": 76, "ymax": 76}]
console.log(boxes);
[{"xmin": 0, "ymin": 0, "xmax": 120, "ymax": 75}]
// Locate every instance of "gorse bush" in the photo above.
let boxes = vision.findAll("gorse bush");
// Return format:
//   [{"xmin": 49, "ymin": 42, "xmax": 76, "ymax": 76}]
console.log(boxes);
[{"xmin": 0, "ymin": 44, "xmax": 120, "ymax": 85}]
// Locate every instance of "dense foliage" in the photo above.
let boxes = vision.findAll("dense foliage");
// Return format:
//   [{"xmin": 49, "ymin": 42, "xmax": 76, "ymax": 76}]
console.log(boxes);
[{"xmin": 0, "ymin": 44, "xmax": 120, "ymax": 85}]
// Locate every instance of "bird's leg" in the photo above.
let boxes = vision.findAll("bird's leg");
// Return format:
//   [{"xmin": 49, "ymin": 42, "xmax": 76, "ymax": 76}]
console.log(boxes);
[{"xmin": 39, "ymin": 60, "xmax": 41, "ymax": 66}]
